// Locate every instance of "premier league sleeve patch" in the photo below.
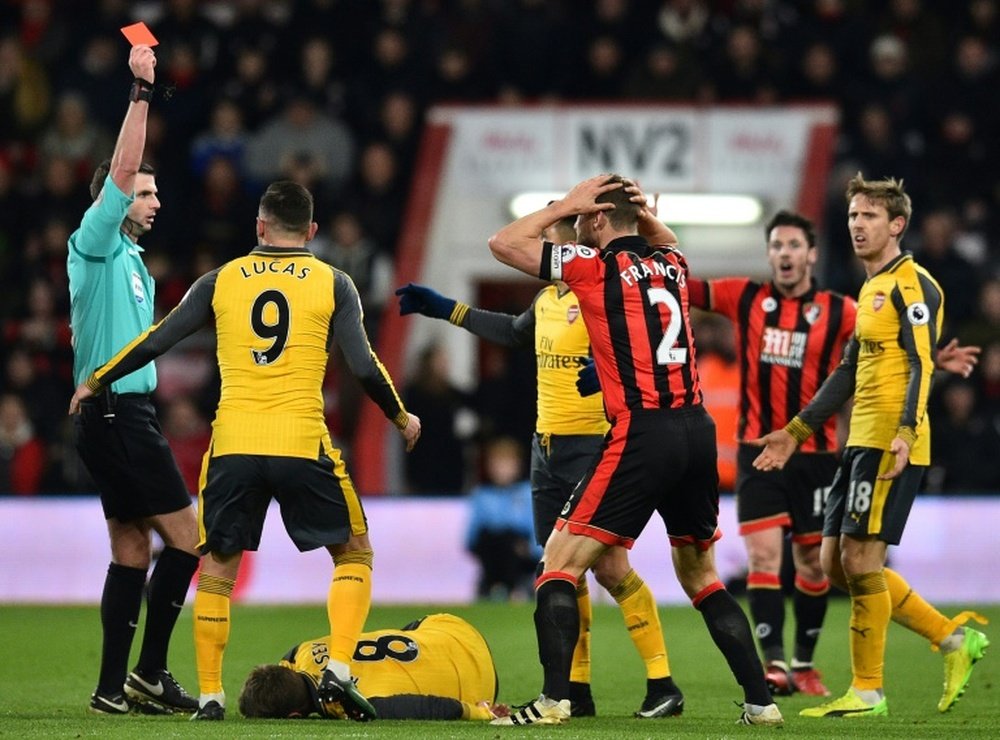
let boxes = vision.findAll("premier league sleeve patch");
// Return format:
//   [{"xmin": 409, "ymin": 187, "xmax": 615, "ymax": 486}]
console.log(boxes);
[{"xmin": 905, "ymin": 302, "xmax": 930, "ymax": 325}]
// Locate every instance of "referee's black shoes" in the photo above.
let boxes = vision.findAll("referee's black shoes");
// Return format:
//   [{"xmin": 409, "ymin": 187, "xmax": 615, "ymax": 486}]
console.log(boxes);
[{"xmin": 124, "ymin": 668, "xmax": 198, "ymax": 713}]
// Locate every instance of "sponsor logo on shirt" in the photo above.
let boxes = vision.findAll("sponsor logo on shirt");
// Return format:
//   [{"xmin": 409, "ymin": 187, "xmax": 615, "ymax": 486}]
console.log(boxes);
[{"xmin": 759, "ymin": 326, "xmax": 807, "ymax": 368}]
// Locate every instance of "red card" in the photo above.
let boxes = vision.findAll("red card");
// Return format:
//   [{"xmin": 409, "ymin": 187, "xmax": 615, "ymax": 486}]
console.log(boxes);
[{"xmin": 120, "ymin": 22, "xmax": 159, "ymax": 47}]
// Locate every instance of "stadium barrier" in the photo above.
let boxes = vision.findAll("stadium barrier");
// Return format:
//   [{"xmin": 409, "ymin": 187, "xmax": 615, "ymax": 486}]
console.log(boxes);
[{"xmin": 1, "ymin": 496, "xmax": 997, "ymax": 604}]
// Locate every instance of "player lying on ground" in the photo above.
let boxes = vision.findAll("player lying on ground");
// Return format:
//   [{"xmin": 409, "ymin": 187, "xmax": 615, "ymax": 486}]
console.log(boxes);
[{"xmin": 238, "ymin": 613, "xmax": 507, "ymax": 721}]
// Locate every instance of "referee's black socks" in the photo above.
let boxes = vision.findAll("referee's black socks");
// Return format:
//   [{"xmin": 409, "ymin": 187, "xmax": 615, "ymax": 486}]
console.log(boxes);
[{"xmin": 137, "ymin": 547, "xmax": 200, "ymax": 674}]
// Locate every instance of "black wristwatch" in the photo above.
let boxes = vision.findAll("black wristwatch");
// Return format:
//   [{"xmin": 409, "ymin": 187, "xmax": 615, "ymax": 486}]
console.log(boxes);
[{"xmin": 128, "ymin": 77, "xmax": 154, "ymax": 103}]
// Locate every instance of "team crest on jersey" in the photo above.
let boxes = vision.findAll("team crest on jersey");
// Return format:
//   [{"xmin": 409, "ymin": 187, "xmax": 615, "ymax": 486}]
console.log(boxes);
[
  {"xmin": 567, "ymin": 304, "xmax": 580, "ymax": 324},
  {"xmin": 873, "ymin": 291, "xmax": 886, "ymax": 311},
  {"xmin": 761, "ymin": 296, "xmax": 778, "ymax": 312},
  {"xmin": 906, "ymin": 302, "xmax": 930, "ymax": 325},
  {"xmin": 802, "ymin": 302, "xmax": 822, "ymax": 325}
]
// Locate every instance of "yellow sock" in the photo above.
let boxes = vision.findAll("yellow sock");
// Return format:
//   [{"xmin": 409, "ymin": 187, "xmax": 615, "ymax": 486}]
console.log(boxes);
[
  {"xmin": 193, "ymin": 573, "xmax": 235, "ymax": 695},
  {"xmin": 327, "ymin": 549, "xmax": 373, "ymax": 665},
  {"xmin": 884, "ymin": 567, "xmax": 953, "ymax": 645},
  {"xmin": 569, "ymin": 579, "xmax": 592, "ymax": 684},
  {"xmin": 610, "ymin": 569, "xmax": 670, "ymax": 679},
  {"xmin": 847, "ymin": 570, "xmax": 890, "ymax": 691}
]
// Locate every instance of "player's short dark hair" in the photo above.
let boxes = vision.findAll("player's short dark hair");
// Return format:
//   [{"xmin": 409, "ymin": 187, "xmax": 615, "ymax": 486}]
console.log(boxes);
[
  {"xmin": 258, "ymin": 180, "xmax": 314, "ymax": 235},
  {"xmin": 89, "ymin": 159, "xmax": 156, "ymax": 200},
  {"xmin": 765, "ymin": 210, "xmax": 816, "ymax": 248},
  {"xmin": 595, "ymin": 174, "xmax": 640, "ymax": 230},
  {"xmin": 239, "ymin": 664, "xmax": 310, "ymax": 718}
]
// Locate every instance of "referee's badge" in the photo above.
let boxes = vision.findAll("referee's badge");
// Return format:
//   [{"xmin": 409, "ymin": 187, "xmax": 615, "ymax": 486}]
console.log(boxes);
[
  {"xmin": 567, "ymin": 305, "xmax": 579, "ymax": 324},
  {"xmin": 132, "ymin": 270, "xmax": 145, "ymax": 304}
]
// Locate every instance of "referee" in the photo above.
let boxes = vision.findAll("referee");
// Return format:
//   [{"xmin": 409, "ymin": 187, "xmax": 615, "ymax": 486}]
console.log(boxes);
[{"xmin": 68, "ymin": 43, "xmax": 200, "ymax": 716}]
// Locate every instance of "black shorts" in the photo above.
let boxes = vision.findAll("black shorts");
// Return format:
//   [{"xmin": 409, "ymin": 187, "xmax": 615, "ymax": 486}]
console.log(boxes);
[
  {"xmin": 823, "ymin": 446, "xmax": 925, "ymax": 545},
  {"xmin": 529, "ymin": 433, "xmax": 603, "ymax": 546},
  {"xmin": 198, "ymin": 442, "xmax": 367, "ymax": 554},
  {"xmin": 558, "ymin": 406, "xmax": 721, "ymax": 550},
  {"xmin": 734, "ymin": 444, "xmax": 838, "ymax": 544},
  {"xmin": 74, "ymin": 393, "xmax": 192, "ymax": 522}
]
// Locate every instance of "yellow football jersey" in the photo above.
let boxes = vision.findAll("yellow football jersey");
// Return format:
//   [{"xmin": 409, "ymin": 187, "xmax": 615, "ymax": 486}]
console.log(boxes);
[
  {"xmin": 848, "ymin": 254, "xmax": 942, "ymax": 464},
  {"xmin": 282, "ymin": 614, "xmax": 497, "ymax": 704},
  {"xmin": 89, "ymin": 246, "xmax": 407, "ymax": 459},
  {"xmin": 533, "ymin": 285, "xmax": 609, "ymax": 436}
]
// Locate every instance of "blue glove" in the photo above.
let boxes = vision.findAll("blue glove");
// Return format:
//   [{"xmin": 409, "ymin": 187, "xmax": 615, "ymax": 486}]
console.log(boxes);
[
  {"xmin": 576, "ymin": 357, "xmax": 601, "ymax": 397},
  {"xmin": 395, "ymin": 283, "xmax": 457, "ymax": 320}
]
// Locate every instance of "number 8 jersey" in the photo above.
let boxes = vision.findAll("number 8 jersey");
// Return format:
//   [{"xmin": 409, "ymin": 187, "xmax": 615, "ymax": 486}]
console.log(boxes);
[
  {"xmin": 542, "ymin": 236, "xmax": 703, "ymax": 421},
  {"xmin": 87, "ymin": 246, "xmax": 408, "ymax": 458}
]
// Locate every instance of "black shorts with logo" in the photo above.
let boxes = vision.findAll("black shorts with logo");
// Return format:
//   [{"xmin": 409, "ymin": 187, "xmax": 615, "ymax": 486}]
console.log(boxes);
[
  {"xmin": 529, "ymin": 433, "xmax": 604, "ymax": 546},
  {"xmin": 823, "ymin": 446, "xmax": 924, "ymax": 545},
  {"xmin": 734, "ymin": 444, "xmax": 839, "ymax": 542},
  {"xmin": 558, "ymin": 406, "xmax": 721, "ymax": 550},
  {"xmin": 74, "ymin": 393, "xmax": 192, "ymax": 522},
  {"xmin": 198, "ymin": 445, "xmax": 367, "ymax": 554}
]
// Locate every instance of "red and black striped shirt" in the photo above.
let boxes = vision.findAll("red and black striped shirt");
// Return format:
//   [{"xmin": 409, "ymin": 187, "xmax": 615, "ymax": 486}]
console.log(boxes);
[
  {"xmin": 543, "ymin": 236, "xmax": 702, "ymax": 422},
  {"xmin": 688, "ymin": 277, "xmax": 856, "ymax": 453}
]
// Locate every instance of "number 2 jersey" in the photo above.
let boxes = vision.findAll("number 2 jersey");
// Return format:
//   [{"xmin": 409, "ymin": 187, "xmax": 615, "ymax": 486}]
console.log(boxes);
[
  {"xmin": 86, "ymin": 245, "xmax": 408, "ymax": 457},
  {"xmin": 541, "ymin": 235, "xmax": 702, "ymax": 422}
]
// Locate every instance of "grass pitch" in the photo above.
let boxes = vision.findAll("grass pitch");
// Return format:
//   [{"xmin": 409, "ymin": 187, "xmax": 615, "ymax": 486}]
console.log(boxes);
[{"xmin": 0, "ymin": 599, "xmax": 996, "ymax": 738}]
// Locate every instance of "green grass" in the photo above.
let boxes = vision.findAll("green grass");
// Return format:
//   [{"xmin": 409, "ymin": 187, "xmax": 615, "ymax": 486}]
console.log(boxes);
[{"xmin": 0, "ymin": 600, "xmax": 996, "ymax": 738}]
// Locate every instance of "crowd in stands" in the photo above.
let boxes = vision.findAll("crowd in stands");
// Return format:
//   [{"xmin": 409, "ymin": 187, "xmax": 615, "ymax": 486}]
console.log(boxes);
[{"xmin": 0, "ymin": 0, "xmax": 997, "ymax": 495}]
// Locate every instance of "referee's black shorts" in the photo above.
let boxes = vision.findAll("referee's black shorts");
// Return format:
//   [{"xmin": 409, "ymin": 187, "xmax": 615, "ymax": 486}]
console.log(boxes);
[{"xmin": 74, "ymin": 393, "xmax": 192, "ymax": 522}]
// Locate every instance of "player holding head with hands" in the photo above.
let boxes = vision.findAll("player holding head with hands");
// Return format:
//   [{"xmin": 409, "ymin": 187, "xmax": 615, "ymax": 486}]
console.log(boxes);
[{"xmin": 486, "ymin": 174, "xmax": 781, "ymax": 727}]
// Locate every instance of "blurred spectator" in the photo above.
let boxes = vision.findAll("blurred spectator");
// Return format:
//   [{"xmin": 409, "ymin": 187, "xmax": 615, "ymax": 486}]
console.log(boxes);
[
  {"xmin": 493, "ymin": 0, "xmax": 572, "ymax": 100},
  {"xmin": 848, "ymin": 34, "xmax": 923, "ymax": 147},
  {"xmin": 314, "ymin": 211, "xmax": 393, "ymax": 336},
  {"xmin": 181, "ymin": 155, "xmax": 258, "ymax": 262},
  {"xmin": 161, "ymin": 395, "xmax": 211, "ymax": 495},
  {"xmin": 464, "ymin": 436, "xmax": 540, "ymax": 601},
  {"xmin": 877, "ymin": 0, "xmax": 949, "ymax": 76},
  {"xmin": 4, "ymin": 347, "xmax": 69, "ymax": 439},
  {"xmin": 912, "ymin": 209, "xmax": 981, "ymax": 330},
  {"xmin": 340, "ymin": 141, "xmax": 404, "ymax": 254},
  {"xmin": 150, "ymin": 0, "xmax": 221, "ymax": 70},
  {"xmin": 190, "ymin": 98, "xmax": 248, "ymax": 178},
  {"xmin": 958, "ymin": 278, "xmax": 1000, "ymax": 350},
  {"xmin": 927, "ymin": 378, "xmax": 1000, "ymax": 493},
  {"xmin": 623, "ymin": 41, "xmax": 705, "ymax": 100},
  {"xmin": 709, "ymin": 24, "xmax": 781, "ymax": 103},
  {"xmin": 573, "ymin": 35, "xmax": 628, "ymax": 99},
  {"xmin": 157, "ymin": 41, "xmax": 212, "ymax": 144},
  {"xmin": 244, "ymin": 93, "xmax": 355, "ymax": 194},
  {"xmin": 0, "ymin": 34, "xmax": 51, "ymax": 141},
  {"xmin": 219, "ymin": 45, "xmax": 282, "ymax": 130},
  {"xmin": 401, "ymin": 342, "xmax": 475, "ymax": 495},
  {"xmin": 57, "ymin": 34, "xmax": 128, "ymax": 134},
  {"xmin": 692, "ymin": 312, "xmax": 739, "ymax": 492},
  {"xmin": 0, "ymin": 393, "xmax": 45, "ymax": 495},
  {"xmin": 37, "ymin": 92, "xmax": 111, "ymax": 181},
  {"xmin": 293, "ymin": 36, "xmax": 347, "ymax": 118},
  {"xmin": 785, "ymin": 41, "xmax": 842, "ymax": 101},
  {"xmin": 372, "ymin": 89, "xmax": 422, "ymax": 173}
]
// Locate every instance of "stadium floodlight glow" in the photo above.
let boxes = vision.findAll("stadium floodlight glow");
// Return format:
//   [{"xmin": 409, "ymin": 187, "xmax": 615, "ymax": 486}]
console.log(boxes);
[{"xmin": 509, "ymin": 192, "xmax": 763, "ymax": 226}]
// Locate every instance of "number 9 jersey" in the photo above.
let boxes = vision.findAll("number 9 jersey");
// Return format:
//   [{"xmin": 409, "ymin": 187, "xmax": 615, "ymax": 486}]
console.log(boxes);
[{"xmin": 87, "ymin": 246, "xmax": 408, "ymax": 458}]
